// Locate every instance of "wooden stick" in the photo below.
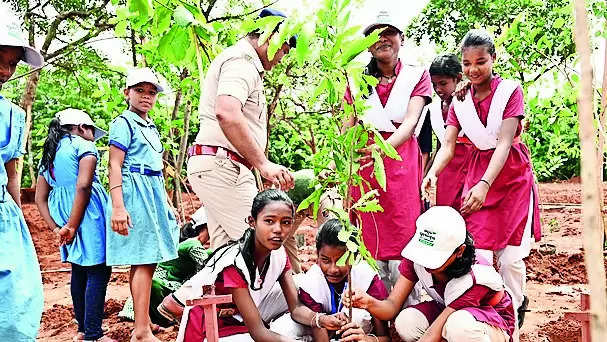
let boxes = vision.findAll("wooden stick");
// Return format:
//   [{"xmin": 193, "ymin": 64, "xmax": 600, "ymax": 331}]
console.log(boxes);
[{"xmin": 573, "ymin": 0, "xmax": 607, "ymax": 340}]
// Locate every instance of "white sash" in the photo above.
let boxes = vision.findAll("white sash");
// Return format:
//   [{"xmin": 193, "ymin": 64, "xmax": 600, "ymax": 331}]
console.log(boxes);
[
  {"xmin": 452, "ymin": 79, "xmax": 519, "ymax": 150},
  {"xmin": 413, "ymin": 262, "xmax": 505, "ymax": 307},
  {"xmin": 361, "ymin": 65, "xmax": 425, "ymax": 133},
  {"xmin": 428, "ymin": 99, "xmax": 464, "ymax": 144},
  {"xmin": 300, "ymin": 262, "xmax": 378, "ymax": 313},
  {"xmin": 176, "ymin": 244, "xmax": 287, "ymax": 341}
]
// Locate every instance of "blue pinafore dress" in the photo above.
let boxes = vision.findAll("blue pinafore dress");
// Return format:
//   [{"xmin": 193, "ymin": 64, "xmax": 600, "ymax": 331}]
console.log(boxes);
[
  {"xmin": 41, "ymin": 135, "xmax": 109, "ymax": 266},
  {"xmin": 0, "ymin": 95, "xmax": 44, "ymax": 341},
  {"xmin": 106, "ymin": 110, "xmax": 178, "ymax": 265}
]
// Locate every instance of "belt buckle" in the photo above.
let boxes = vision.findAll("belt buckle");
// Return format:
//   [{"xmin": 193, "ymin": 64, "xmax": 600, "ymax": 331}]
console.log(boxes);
[{"xmin": 216, "ymin": 147, "xmax": 228, "ymax": 159}]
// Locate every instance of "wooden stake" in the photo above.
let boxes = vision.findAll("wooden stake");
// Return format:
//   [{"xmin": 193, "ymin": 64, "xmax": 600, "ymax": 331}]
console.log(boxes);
[{"xmin": 573, "ymin": 0, "xmax": 607, "ymax": 340}]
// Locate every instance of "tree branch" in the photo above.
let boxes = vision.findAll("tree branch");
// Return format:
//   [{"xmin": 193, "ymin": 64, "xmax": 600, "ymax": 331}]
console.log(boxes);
[{"xmin": 208, "ymin": 0, "xmax": 278, "ymax": 23}]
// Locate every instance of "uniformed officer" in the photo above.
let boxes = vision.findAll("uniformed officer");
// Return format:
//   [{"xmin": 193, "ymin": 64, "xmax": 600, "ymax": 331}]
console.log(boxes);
[{"xmin": 186, "ymin": 9, "xmax": 300, "ymax": 268}]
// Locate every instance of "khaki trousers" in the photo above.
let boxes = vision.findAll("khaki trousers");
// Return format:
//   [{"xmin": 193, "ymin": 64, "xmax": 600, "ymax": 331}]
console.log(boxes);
[{"xmin": 187, "ymin": 154, "xmax": 300, "ymax": 272}]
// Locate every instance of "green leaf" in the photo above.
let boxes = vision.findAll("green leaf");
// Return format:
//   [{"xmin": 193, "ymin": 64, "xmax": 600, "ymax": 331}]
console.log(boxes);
[
  {"xmin": 128, "ymin": 0, "xmax": 153, "ymax": 19},
  {"xmin": 346, "ymin": 240, "xmax": 358, "ymax": 253},
  {"xmin": 174, "ymin": 5, "xmax": 195, "ymax": 27},
  {"xmin": 337, "ymin": 251, "xmax": 350, "ymax": 267},
  {"xmin": 338, "ymin": 228, "xmax": 352, "ymax": 243},
  {"xmin": 372, "ymin": 148, "xmax": 386, "ymax": 191},
  {"xmin": 296, "ymin": 21, "xmax": 315, "ymax": 64},
  {"xmin": 115, "ymin": 20, "xmax": 128, "ymax": 37},
  {"xmin": 339, "ymin": 29, "xmax": 380, "ymax": 66},
  {"xmin": 158, "ymin": 26, "xmax": 191, "ymax": 64},
  {"xmin": 297, "ymin": 187, "xmax": 322, "ymax": 213},
  {"xmin": 356, "ymin": 199, "xmax": 383, "ymax": 213},
  {"xmin": 553, "ymin": 17, "xmax": 565, "ymax": 29},
  {"xmin": 153, "ymin": 7, "xmax": 171, "ymax": 34},
  {"xmin": 351, "ymin": 189, "xmax": 379, "ymax": 209},
  {"xmin": 373, "ymin": 131, "xmax": 400, "ymax": 160}
]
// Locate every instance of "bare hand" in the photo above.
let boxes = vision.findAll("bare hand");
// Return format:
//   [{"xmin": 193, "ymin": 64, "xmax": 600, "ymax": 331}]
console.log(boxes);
[
  {"xmin": 259, "ymin": 161, "xmax": 294, "ymax": 190},
  {"xmin": 453, "ymin": 79, "xmax": 471, "ymax": 101},
  {"xmin": 421, "ymin": 173, "xmax": 438, "ymax": 203},
  {"xmin": 319, "ymin": 312, "xmax": 349, "ymax": 331},
  {"xmin": 111, "ymin": 206, "xmax": 132, "ymax": 236},
  {"xmin": 460, "ymin": 182, "xmax": 489, "ymax": 215},
  {"xmin": 342, "ymin": 288, "xmax": 373, "ymax": 310},
  {"xmin": 337, "ymin": 322, "xmax": 367, "ymax": 341},
  {"xmin": 356, "ymin": 144, "xmax": 384, "ymax": 170},
  {"xmin": 57, "ymin": 225, "xmax": 77, "ymax": 245}
]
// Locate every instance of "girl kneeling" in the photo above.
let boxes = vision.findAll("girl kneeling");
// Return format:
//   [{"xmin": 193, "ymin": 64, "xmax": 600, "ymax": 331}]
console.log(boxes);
[
  {"xmin": 344, "ymin": 206, "xmax": 515, "ymax": 342},
  {"xmin": 172, "ymin": 189, "xmax": 328, "ymax": 341}
]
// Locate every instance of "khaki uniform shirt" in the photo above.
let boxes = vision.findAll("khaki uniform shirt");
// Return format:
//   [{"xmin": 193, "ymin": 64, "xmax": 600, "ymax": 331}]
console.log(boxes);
[{"xmin": 194, "ymin": 38, "xmax": 267, "ymax": 156}]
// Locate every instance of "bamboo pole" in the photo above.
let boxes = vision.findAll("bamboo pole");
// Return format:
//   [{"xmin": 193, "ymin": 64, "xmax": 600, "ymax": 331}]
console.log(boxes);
[{"xmin": 573, "ymin": 1, "xmax": 607, "ymax": 340}]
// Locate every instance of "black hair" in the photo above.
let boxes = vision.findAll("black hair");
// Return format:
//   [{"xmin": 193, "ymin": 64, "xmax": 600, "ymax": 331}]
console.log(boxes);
[
  {"xmin": 315, "ymin": 218, "xmax": 346, "ymax": 252},
  {"xmin": 429, "ymin": 54, "xmax": 462, "ymax": 78},
  {"xmin": 40, "ymin": 118, "xmax": 72, "ymax": 173},
  {"xmin": 200, "ymin": 189, "xmax": 294, "ymax": 291},
  {"xmin": 443, "ymin": 231, "xmax": 476, "ymax": 279},
  {"xmin": 460, "ymin": 29, "xmax": 496, "ymax": 56}
]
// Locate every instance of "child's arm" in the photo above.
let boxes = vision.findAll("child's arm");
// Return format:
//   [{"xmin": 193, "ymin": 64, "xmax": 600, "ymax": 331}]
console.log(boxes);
[
  {"xmin": 422, "ymin": 125, "xmax": 458, "ymax": 200},
  {"xmin": 35, "ymin": 175, "xmax": 59, "ymax": 230},
  {"xmin": 279, "ymin": 270, "xmax": 347, "ymax": 334},
  {"xmin": 57, "ymin": 155, "xmax": 96, "ymax": 244},
  {"xmin": 418, "ymin": 307, "xmax": 456, "ymax": 342},
  {"xmin": 108, "ymin": 145, "xmax": 131, "ymax": 235},
  {"xmin": 344, "ymin": 275, "xmax": 415, "ymax": 321},
  {"xmin": 5, "ymin": 159, "xmax": 21, "ymax": 208},
  {"xmin": 229, "ymin": 287, "xmax": 296, "ymax": 342}
]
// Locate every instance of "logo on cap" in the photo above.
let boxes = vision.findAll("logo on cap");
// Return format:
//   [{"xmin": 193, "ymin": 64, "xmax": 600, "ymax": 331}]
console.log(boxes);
[{"xmin": 418, "ymin": 229, "xmax": 436, "ymax": 247}]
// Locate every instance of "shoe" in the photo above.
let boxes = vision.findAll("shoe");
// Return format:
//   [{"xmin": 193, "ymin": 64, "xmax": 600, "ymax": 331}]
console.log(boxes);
[
  {"xmin": 157, "ymin": 294, "xmax": 184, "ymax": 324},
  {"xmin": 517, "ymin": 295, "xmax": 530, "ymax": 328}
]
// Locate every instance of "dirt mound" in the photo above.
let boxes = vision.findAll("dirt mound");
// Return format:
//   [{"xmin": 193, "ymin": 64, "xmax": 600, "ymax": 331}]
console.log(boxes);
[
  {"xmin": 526, "ymin": 250, "xmax": 607, "ymax": 285},
  {"xmin": 537, "ymin": 315, "xmax": 582, "ymax": 342},
  {"xmin": 40, "ymin": 304, "xmax": 76, "ymax": 337}
]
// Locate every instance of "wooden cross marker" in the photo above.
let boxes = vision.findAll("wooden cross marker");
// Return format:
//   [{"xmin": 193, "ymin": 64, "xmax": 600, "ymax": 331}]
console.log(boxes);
[
  {"xmin": 186, "ymin": 285, "xmax": 233, "ymax": 342},
  {"xmin": 565, "ymin": 293, "xmax": 591, "ymax": 342}
]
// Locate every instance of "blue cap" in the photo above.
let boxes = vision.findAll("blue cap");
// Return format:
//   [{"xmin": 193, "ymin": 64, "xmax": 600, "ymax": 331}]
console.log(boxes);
[{"xmin": 257, "ymin": 8, "xmax": 297, "ymax": 48}]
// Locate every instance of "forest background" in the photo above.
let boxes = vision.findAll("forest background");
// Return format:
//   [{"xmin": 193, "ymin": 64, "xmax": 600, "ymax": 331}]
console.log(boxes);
[{"xmin": 3, "ymin": 0, "xmax": 607, "ymax": 221}]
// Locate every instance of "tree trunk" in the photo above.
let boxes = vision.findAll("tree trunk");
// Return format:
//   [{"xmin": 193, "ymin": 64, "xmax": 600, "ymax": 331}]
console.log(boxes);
[
  {"xmin": 174, "ymin": 100, "xmax": 192, "ymax": 223},
  {"xmin": 17, "ymin": 70, "xmax": 41, "ymax": 185},
  {"xmin": 573, "ymin": 1, "xmax": 607, "ymax": 340}
]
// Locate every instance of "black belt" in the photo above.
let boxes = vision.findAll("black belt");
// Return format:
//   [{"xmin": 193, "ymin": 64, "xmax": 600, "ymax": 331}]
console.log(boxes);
[{"xmin": 129, "ymin": 165, "xmax": 162, "ymax": 176}]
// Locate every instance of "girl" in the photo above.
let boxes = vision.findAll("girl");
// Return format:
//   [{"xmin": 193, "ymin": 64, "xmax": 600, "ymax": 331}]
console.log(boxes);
[
  {"xmin": 427, "ymin": 54, "xmax": 469, "ymax": 210},
  {"xmin": 0, "ymin": 18, "xmax": 44, "ymax": 341},
  {"xmin": 422, "ymin": 29, "xmax": 541, "ymax": 326},
  {"xmin": 270, "ymin": 218, "xmax": 389, "ymax": 342},
  {"xmin": 346, "ymin": 11, "xmax": 432, "ymax": 292},
  {"xmin": 163, "ymin": 189, "xmax": 340, "ymax": 341},
  {"xmin": 344, "ymin": 206, "xmax": 516, "ymax": 342},
  {"xmin": 107, "ymin": 67, "xmax": 179, "ymax": 342},
  {"xmin": 35, "ymin": 109, "xmax": 114, "ymax": 342}
]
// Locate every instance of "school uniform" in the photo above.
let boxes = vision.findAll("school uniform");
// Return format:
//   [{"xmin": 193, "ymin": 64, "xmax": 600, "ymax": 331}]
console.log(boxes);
[
  {"xmin": 41, "ymin": 134, "xmax": 111, "ymax": 339},
  {"xmin": 107, "ymin": 109, "xmax": 179, "ymax": 265},
  {"xmin": 445, "ymin": 76, "xmax": 541, "ymax": 309},
  {"xmin": 348, "ymin": 60, "xmax": 432, "ymax": 290},
  {"xmin": 428, "ymin": 97, "xmax": 470, "ymax": 210},
  {"xmin": 395, "ymin": 256, "xmax": 515, "ymax": 342},
  {"xmin": 0, "ymin": 95, "xmax": 43, "ymax": 341},
  {"xmin": 270, "ymin": 262, "xmax": 388, "ymax": 340},
  {"xmin": 175, "ymin": 236, "xmax": 292, "ymax": 341}
]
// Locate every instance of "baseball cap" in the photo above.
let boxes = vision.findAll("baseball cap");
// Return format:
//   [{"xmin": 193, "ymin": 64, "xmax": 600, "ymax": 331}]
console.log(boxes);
[
  {"xmin": 401, "ymin": 206, "xmax": 467, "ymax": 270},
  {"xmin": 362, "ymin": 10, "xmax": 403, "ymax": 36},
  {"xmin": 0, "ymin": 12, "xmax": 44, "ymax": 67},
  {"xmin": 56, "ymin": 108, "xmax": 107, "ymax": 141},
  {"xmin": 125, "ymin": 67, "xmax": 164, "ymax": 92},
  {"xmin": 258, "ymin": 8, "xmax": 297, "ymax": 48}
]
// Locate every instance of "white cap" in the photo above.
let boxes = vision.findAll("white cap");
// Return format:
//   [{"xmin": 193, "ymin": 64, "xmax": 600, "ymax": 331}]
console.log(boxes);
[
  {"xmin": 401, "ymin": 206, "xmax": 467, "ymax": 270},
  {"xmin": 0, "ymin": 12, "xmax": 44, "ymax": 67},
  {"xmin": 362, "ymin": 10, "xmax": 403, "ymax": 36},
  {"xmin": 56, "ymin": 108, "xmax": 107, "ymax": 141},
  {"xmin": 191, "ymin": 207, "xmax": 208, "ymax": 227},
  {"xmin": 125, "ymin": 67, "xmax": 164, "ymax": 92}
]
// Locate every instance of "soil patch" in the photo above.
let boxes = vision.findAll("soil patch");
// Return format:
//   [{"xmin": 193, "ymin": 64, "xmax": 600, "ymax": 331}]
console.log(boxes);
[{"xmin": 526, "ymin": 250, "xmax": 607, "ymax": 285}]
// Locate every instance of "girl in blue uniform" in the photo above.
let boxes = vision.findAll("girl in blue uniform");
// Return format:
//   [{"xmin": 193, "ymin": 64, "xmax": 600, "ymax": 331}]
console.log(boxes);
[
  {"xmin": 35, "ymin": 109, "xmax": 115, "ymax": 342},
  {"xmin": 0, "ymin": 17, "xmax": 44, "ymax": 341},
  {"xmin": 107, "ymin": 68, "xmax": 179, "ymax": 342}
]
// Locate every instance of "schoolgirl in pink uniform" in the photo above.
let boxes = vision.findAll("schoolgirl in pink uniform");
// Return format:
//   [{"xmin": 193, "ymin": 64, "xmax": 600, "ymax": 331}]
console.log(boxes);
[
  {"xmin": 428, "ymin": 54, "xmax": 469, "ymax": 210},
  {"xmin": 345, "ymin": 11, "xmax": 432, "ymax": 291},
  {"xmin": 423, "ymin": 29, "xmax": 541, "ymax": 326}
]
